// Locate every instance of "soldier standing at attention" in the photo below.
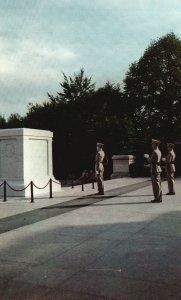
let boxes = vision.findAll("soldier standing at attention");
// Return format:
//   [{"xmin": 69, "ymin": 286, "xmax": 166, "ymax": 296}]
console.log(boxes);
[
  {"xmin": 148, "ymin": 139, "xmax": 162, "ymax": 203},
  {"xmin": 95, "ymin": 142, "xmax": 105, "ymax": 195},
  {"xmin": 166, "ymin": 143, "xmax": 176, "ymax": 195}
]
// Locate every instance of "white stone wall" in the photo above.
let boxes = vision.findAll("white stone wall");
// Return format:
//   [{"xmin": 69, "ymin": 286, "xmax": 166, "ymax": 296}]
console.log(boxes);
[{"xmin": 0, "ymin": 137, "xmax": 23, "ymax": 180}]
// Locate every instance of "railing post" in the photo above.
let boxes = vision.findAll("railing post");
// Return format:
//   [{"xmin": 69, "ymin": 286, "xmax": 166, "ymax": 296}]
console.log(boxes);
[
  {"xmin": 3, "ymin": 180, "xmax": 7, "ymax": 202},
  {"xmin": 71, "ymin": 175, "xmax": 74, "ymax": 189},
  {"xmin": 30, "ymin": 181, "xmax": 34, "ymax": 203},
  {"xmin": 81, "ymin": 178, "xmax": 84, "ymax": 191},
  {"xmin": 92, "ymin": 173, "xmax": 95, "ymax": 189},
  {"xmin": 49, "ymin": 179, "xmax": 53, "ymax": 198}
]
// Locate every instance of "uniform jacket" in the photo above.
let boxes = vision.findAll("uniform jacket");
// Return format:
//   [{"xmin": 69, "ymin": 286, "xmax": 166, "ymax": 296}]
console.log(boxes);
[
  {"xmin": 166, "ymin": 150, "xmax": 176, "ymax": 173},
  {"xmin": 150, "ymin": 148, "xmax": 162, "ymax": 174},
  {"xmin": 95, "ymin": 150, "xmax": 105, "ymax": 173}
]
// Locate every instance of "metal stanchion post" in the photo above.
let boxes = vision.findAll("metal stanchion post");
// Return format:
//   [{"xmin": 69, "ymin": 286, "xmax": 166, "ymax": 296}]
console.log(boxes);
[
  {"xmin": 71, "ymin": 175, "xmax": 74, "ymax": 189},
  {"xmin": 49, "ymin": 179, "xmax": 53, "ymax": 198},
  {"xmin": 92, "ymin": 173, "xmax": 95, "ymax": 189},
  {"xmin": 30, "ymin": 181, "xmax": 34, "ymax": 203},
  {"xmin": 81, "ymin": 178, "xmax": 84, "ymax": 191},
  {"xmin": 3, "ymin": 180, "xmax": 7, "ymax": 202}
]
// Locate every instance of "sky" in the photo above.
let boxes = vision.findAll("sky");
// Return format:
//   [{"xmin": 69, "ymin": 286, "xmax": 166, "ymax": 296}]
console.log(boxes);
[{"xmin": 0, "ymin": 0, "xmax": 181, "ymax": 117}]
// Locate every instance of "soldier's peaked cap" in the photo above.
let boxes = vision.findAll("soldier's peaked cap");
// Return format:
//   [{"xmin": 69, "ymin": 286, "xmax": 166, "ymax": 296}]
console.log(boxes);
[
  {"xmin": 151, "ymin": 139, "xmax": 161, "ymax": 145},
  {"xmin": 167, "ymin": 142, "xmax": 174, "ymax": 147},
  {"xmin": 97, "ymin": 142, "xmax": 104, "ymax": 147}
]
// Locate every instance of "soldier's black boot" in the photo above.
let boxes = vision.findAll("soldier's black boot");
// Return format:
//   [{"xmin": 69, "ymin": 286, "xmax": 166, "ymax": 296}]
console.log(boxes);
[
  {"xmin": 166, "ymin": 192, "xmax": 175, "ymax": 195},
  {"xmin": 151, "ymin": 192, "xmax": 162, "ymax": 203}
]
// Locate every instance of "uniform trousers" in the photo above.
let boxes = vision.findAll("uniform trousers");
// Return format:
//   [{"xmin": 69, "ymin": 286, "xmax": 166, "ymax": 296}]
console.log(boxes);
[
  {"xmin": 151, "ymin": 172, "xmax": 162, "ymax": 200},
  {"xmin": 167, "ymin": 172, "xmax": 175, "ymax": 193},
  {"xmin": 96, "ymin": 171, "xmax": 104, "ymax": 194}
]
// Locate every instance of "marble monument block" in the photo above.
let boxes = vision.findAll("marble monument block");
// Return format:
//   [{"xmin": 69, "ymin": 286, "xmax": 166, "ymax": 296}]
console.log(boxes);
[
  {"xmin": 111, "ymin": 155, "xmax": 135, "ymax": 178},
  {"xmin": 0, "ymin": 128, "xmax": 61, "ymax": 197}
]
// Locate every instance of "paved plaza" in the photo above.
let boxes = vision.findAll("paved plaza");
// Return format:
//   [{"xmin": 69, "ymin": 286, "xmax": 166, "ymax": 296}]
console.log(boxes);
[{"xmin": 0, "ymin": 177, "xmax": 181, "ymax": 300}]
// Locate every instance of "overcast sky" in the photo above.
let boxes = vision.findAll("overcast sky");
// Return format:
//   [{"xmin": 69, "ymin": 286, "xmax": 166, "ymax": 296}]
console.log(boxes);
[{"xmin": 0, "ymin": 0, "xmax": 181, "ymax": 117}]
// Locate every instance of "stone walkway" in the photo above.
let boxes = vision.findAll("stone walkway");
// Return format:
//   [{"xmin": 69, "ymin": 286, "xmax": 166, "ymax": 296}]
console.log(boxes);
[{"xmin": 0, "ymin": 177, "xmax": 180, "ymax": 299}]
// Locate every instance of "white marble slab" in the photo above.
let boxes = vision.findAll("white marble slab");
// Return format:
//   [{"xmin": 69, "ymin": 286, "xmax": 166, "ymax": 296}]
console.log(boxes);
[{"xmin": 0, "ymin": 128, "xmax": 61, "ymax": 196}]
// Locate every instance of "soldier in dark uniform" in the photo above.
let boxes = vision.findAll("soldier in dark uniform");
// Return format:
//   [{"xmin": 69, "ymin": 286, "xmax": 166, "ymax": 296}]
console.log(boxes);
[
  {"xmin": 166, "ymin": 143, "xmax": 176, "ymax": 195},
  {"xmin": 148, "ymin": 139, "xmax": 162, "ymax": 203},
  {"xmin": 95, "ymin": 143, "xmax": 105, "ymax": 195}
]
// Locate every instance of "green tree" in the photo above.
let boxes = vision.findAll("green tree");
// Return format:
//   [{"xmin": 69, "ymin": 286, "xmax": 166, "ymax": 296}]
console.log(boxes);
[
  {"xmin": 24, "ymin": 102, "xmax": 57, "ymax": 130},
  {"xmin": 47, "ymin": 68, "xmax": 95, "ymax": 103},
  {"xmin": 7, "ymin": 113, "xmax": 23, "ymax": 128},
  {"xmin": 0, "ymin": 114, "xmax": 6, "ymax": 128},
  {"xmin": 86, "ymin": 82, "xmax": 130, "ymax": 153},
  {"xmin": 124, "ymin": 32, "xmax": 181, "ymax": 142},
  {"xmin": 23, "ymin": 80, "xmax": 129, "ymax": 178}
]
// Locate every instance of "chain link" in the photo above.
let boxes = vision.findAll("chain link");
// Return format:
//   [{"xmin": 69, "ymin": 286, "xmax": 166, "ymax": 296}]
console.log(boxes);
[
  {"xmin": 5, "ymin": 181, "xmax": 31, "ymax": 192},
  {"xmin": 33, "ymin": 180, "xmax": 50, "ymax": 190},
  {"xmin": 51, "ymin": 179, "xmax": 61, "ymax": 185},
  {"xmin": 0, "ymin": 181, "xmax": 4, "ymax": 188}
]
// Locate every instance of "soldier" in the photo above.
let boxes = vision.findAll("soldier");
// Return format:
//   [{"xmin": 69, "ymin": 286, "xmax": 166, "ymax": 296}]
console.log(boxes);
[
  {"xmin": 166, "ymin": 143, "xmax": 176, "ymax": 195},
  {"xmin": 148, "ymin": 139, "xmax": 162, "ymax": 203},
  {"xmin": 95, "ymin": 142, "xmax": 105, "ymax": 195}
]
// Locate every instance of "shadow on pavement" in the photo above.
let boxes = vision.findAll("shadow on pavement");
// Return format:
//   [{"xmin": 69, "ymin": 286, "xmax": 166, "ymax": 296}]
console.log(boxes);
[
  {"xmin": 0, "ymin": 181, "xmax": 151, "ymax": 235},
  {"xmin": 0, "ymin": 211, "xmax": 181, "ymax": 299}
]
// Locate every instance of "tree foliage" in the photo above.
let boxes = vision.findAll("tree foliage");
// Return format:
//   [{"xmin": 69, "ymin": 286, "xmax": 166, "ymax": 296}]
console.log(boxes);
[
  {"xmin": 0, "ymin": 115, "xmax": 6, "ymax": 128},
  {"xmin": 7, "ymin": 113, "xmax": 23, "ymax": 128},
  {"xmin": 124, "ymin": 32, "xmax": 181, "ymax": 142},
  {"xmin": 47, "ymin": 68, "xmax": 95, "ymax": 103},
  {"xmin": 19, "ymin": 79, "xmax": 126, "ymax": 178}
]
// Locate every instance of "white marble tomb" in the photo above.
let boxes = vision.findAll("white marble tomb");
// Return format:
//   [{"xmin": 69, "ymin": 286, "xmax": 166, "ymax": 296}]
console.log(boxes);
[{"xmin": 0, "ymin": 128, "xmax": 61, "ymax": 197}]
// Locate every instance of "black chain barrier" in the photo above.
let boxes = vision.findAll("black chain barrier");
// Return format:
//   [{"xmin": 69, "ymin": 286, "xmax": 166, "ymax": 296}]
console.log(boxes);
[
  {"xmin": 0, "ymin": 181, "xmax": 4, "ymax": 188},
  {"xmin": 6, "ymin": 181, "xmax": 31, "ymax": 192},
  {"xmin": 0, "ymin": 179, "xmax": 58, "ymax": 203},
  {"xmin": 0, "ymin": 172, "xmax": 96, "ymax": 203},
  {"xmin": 33, "ymin": 181, "xmax": 50, "ymax": 190},
  {"xmin": 51, "ymin": 179, "xmax": 60, "ymax": 185}
]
